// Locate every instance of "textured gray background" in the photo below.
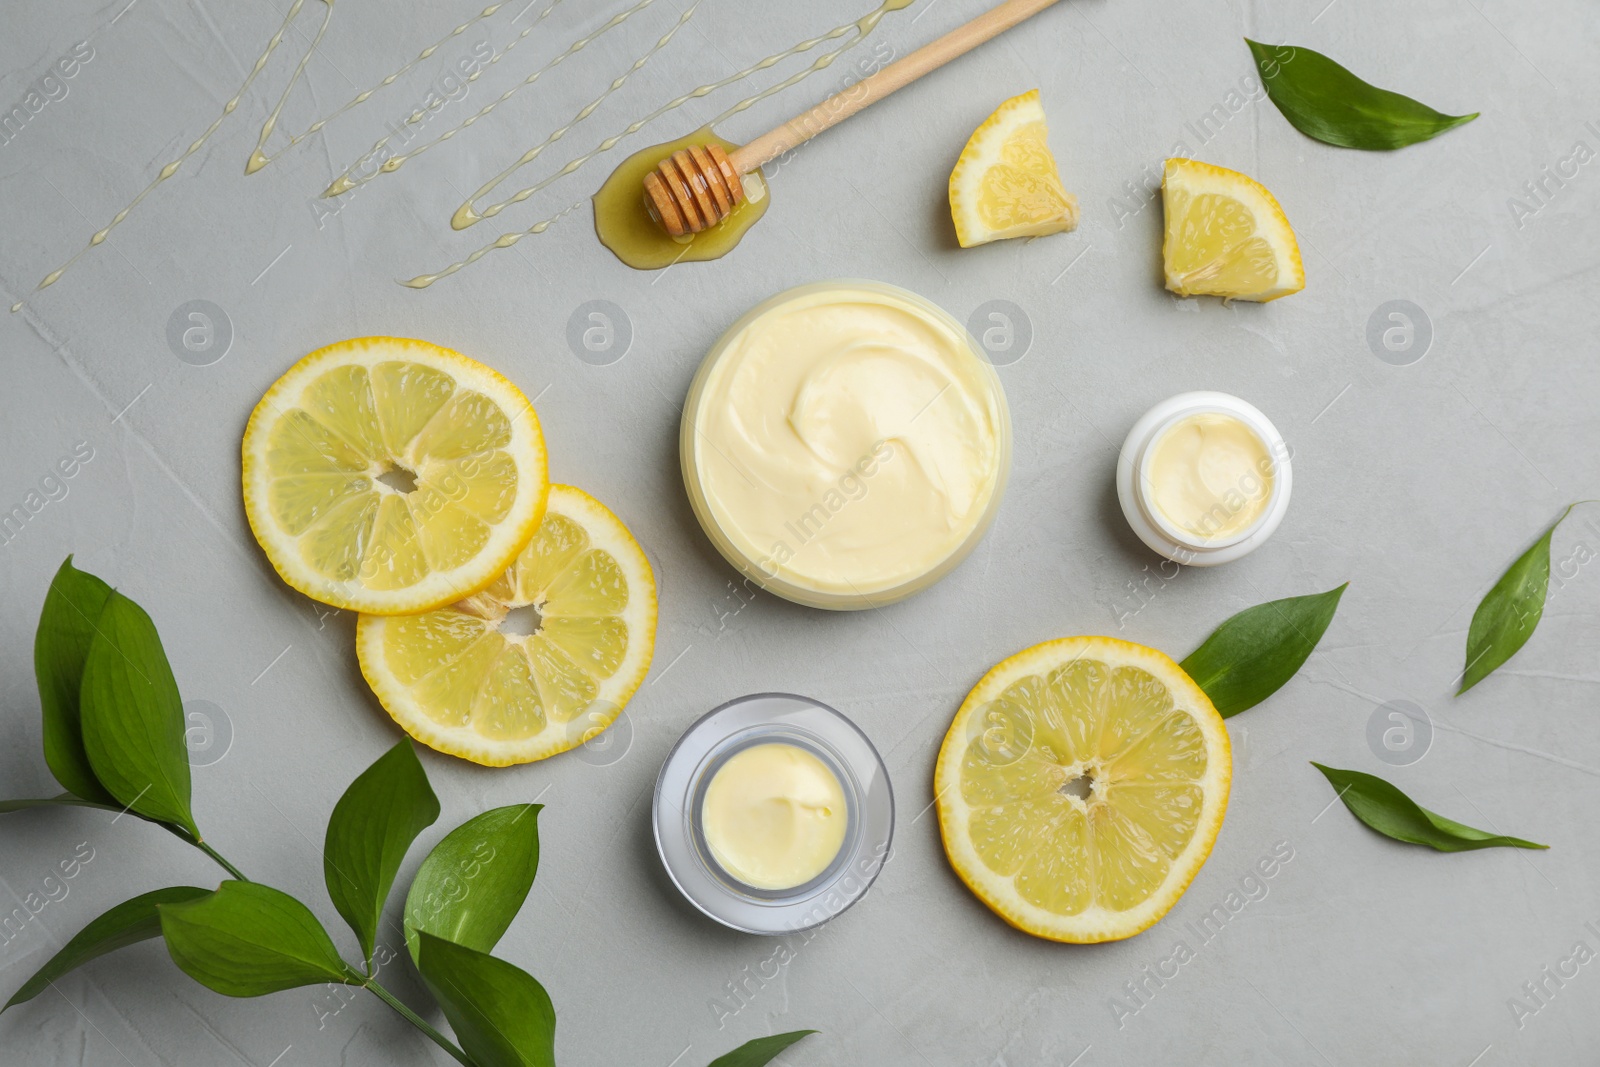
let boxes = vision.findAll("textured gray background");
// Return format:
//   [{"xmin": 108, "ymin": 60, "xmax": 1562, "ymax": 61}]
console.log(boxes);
[{"xmin": 3, "ymin": 0, "xmax": 1598, "ymax": 1064}]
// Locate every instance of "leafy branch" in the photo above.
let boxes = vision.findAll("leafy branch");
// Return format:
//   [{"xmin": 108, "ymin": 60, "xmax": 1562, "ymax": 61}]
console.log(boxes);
[{"xmin": 3, "ymin": 558, "xmax": 813, "ymax": 1067}]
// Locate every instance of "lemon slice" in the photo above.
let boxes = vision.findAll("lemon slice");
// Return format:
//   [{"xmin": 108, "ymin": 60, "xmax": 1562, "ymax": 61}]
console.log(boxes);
[
  {"xmin": 356, "ymin": 485, "xmax": 657, "ymax": 766},
  {"xmin": 242, "ymin": 337, "xmax": 549, "ymax": 615},
  {"xmin": 949, "ymin": 89, "xmax": 1079, "ymax": 248},
  {"xmin": 935, "ymin": 636, "xmax": 1231, "ymax": 943},
  {"xmin": 1161, "ymin": 158, "xmax": 1304, "ymax": 302}
]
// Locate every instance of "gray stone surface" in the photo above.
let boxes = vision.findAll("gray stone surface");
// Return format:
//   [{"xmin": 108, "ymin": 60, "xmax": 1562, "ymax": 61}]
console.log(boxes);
[{"xmin": 3, "ymin": 1, "xmax": 1598, "ymax": 1064}]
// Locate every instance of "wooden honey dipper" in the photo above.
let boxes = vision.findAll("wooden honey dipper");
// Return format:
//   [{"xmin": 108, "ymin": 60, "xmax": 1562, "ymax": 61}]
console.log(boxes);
[{"xmin": 643, "ymin": 0, "xmax": 1063, "ymax": 237}]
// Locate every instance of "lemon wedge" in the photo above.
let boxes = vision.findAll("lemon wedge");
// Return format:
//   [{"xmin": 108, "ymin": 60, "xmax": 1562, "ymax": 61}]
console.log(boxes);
[
  {"xmin": 1161, "ymin": 158, "xmax": 1304, "ymax": 301},
  {"xmin": 356, "ymin": 485, "xmax": 657, "ymax": 766},
  {"xmin": 935, "ymin": 636, "xmax": 1231, "ymax": 943},
  {"xmin": 242, "ymin": 337, "xmax": 549, "ymax": 615},
  {"xmin": 949, "ymin": 89, "xmax": 1079, "ymax": 248}
]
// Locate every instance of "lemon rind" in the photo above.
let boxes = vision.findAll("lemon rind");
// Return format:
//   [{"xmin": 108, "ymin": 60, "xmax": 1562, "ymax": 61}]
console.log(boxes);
[{"xmin": 934, "ymin": 635, "xmax": 1232, "ymax": 943}]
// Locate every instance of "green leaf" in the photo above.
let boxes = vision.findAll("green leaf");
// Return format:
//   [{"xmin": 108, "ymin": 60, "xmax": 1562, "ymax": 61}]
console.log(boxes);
[
  {"xmin": 415, "ymin": 931, "xmax": 555, "ymax": 1067},
  {"xmin": 1311, "ymin": 763, "xmax": 1547, "ymax": 852},
  {"xmin": 34, "ymin": 557, "xmax": 116, "ymax": 802},
  {"xmin": 1180, "ymin": 584, "xmax": 1347, "ymax": 716},
  {"xmin": 1246, "ymin": 39, "xmax": 1478, "ymax": 150},
  {"xmin": 1459, "ymin": 505, "xmax": 1578, "ymax": 693},
  {"xmin": 79, "ymin": 591, "xmax": 198, "ymax": 838},
  {"xmin": 404, "ymin": 804, "xmax": 541, "ymax": 966},
  {"xmin": 707, "ymin": 1031, "xmax": 819, "ymax": 1067},
  {"xmin": 324, "ymin": 740, "xmax": 440, "ymax": 969},
  {"xmin": 4, "ymin": 887, "xmax": 210, "ymax": 1011},
  {"xmin": 159, "ymin": 881, "xmax": 357, "ymax": 996},
  {"xmin": 0, "ymin": 794, "xmax": 123, "ymax": 815}
]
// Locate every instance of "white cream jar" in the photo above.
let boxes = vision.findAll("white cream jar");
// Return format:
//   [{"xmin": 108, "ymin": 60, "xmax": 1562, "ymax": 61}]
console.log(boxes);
[{"xmin": 1116, "ymin": 391, "xmax": 1292, "ymax": 566}]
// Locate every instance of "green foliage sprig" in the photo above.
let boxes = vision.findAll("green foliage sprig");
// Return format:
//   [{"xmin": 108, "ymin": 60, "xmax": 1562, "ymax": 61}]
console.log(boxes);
[{"xmin": 3, "ymin": 558, "xmax": 813, "ymax": 1067}]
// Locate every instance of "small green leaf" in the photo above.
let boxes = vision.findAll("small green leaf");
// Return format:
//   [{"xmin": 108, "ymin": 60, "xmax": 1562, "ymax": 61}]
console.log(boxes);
[
  {"xmin": 325, "ymin": 741, "xmax": 440, "ymax": 969},
  {"xmin": 1246, "ymin": 40, "xmax": 1478, "ymax": 150},
  {"xmin": 707, "ymin": 1031, "xmax": 819, "ymax": 1067},
  {"xmin": 1311, "ymin": 763, "xmax": 1547, "ymax": 852},
  {"xmin": 4, "ymin": 887, "xmax": 210, "ymax": 1011},
  {"xmin": 1180, "ymin": 584, "xmax": 1347, "ymax": 716},
  {"xmin": 79, "ymin": 592, "xmax": 198, "ymax": 838},
  {"xmin": 34, "ymin": 557, "xmax": 116, "ymax": 803},
  {"xmin": 404, "ymin": 804, "xmax": 541, "ymax": 967},
  {"xmin": 1459, "ymin": 505, "xmax": 1578, "ymax": 693},
  {"xmin": 159, "ymin": 881, "xmax": 357, "ymax": 996},
  {"xmin": 415, "ymin": 931, "xmax": 555, "ymax": 1067},
  {"xmin": 0, "ymin": 794, "xmax": 123, "ymax": 815}
]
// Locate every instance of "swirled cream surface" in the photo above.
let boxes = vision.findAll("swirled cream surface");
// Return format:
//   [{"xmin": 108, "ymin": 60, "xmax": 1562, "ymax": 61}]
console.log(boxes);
[
  {"xmin": 701, "ymin": 743, "xmax": 847, "ymax": 890},
  {"xmin": 690, "ymin": 285, "xmax": 1004, "ymax": 596},
  {"xmin": 1146, "ymin": 412, "xmax": 1274, "ymax": 540}
]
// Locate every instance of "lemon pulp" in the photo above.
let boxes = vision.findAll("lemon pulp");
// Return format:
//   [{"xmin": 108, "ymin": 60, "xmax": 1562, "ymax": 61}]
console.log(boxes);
[
  {"xmin": 1161, "ymin": 158, "xmax": 1304, "ymax": 302},
  {"xmin": 936, "ymin": 637, "xmax": 1230, "ymax": 942},
  {"xmin": 357, "ymin": 485, "xmax": 656, "ymax": 766},
  {"xmin": 243, "ymin": 337, "xmax": 548, "ymax": 614},
  {"xmin": 949, "ymin": 89, "xmax": 1079, "ymax": 248}
]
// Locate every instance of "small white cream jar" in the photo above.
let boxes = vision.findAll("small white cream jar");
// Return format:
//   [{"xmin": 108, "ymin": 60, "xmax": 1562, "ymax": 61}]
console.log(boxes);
[{"xmin": 1116, "ymin": 391, "xmax": 1292, "ymax": 566}]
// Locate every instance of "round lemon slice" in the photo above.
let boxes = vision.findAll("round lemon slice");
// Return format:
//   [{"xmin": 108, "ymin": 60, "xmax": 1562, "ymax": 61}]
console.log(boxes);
[
  {"xmin": 935, "ymin": 636, "xmax": 1231, "ymax": 943},
  {"xmin": 1161, "ymin": 158, "xmax": 1305, "ymax": 302},
  {"xmin": 242, "ymin": 337, "xmax": 549, "ymax": 615},
  {"xmin": 949, "ymin": 89, "xmax": 1080, "ymax": 248},
  {"xmin": 356, "ymin": 485, "xmax": 657, "ymax": 766}
]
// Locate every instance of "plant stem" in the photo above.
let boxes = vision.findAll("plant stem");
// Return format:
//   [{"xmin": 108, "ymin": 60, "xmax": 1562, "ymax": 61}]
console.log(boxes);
[
  {"xmin": 195, "ymin": 840, "xmax": 249, "ymax": 882},
  {"xmin": 365, "ymin": 979, "xmax": 473, "ymax": 1066},
  {"xmin": 158, "ymin": 823, "xmax": 251, "ymax": 882},
  {"xmin": 153, "ymin": 826, "xmax": 463, "ymax": 1062}
]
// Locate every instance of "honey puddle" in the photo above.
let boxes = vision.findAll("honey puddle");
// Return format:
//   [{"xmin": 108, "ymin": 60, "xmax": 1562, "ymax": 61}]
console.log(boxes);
[{"xmin": 591, "ymin": 129, "xmax": 767, "ymax": 270}]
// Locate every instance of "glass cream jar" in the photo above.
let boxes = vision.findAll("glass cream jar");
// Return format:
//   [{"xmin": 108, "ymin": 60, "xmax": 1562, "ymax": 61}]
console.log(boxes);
[
  {"xmin": 1116, "ymin": 391, "xmax": 1292, "ymax": 566},
  {"xmin": 681, "ymin": 280, "xmax": 1012, "ymax": 610},
  {"xmin": 652, "ymin": 693, "xmax": 894, "ymax": 935}
]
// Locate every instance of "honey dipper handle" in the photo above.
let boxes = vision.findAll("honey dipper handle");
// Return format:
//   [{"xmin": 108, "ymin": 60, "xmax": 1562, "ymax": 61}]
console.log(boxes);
[{"xmin": 727, "ymin": 0, "xmax": 1063, "ymax": 175}]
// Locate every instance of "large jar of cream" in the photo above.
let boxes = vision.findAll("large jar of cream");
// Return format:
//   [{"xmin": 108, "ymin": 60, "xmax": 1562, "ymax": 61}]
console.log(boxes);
[{"xmin": 681, "ymin": 280, "xmax": 1012, "ymax": 609}]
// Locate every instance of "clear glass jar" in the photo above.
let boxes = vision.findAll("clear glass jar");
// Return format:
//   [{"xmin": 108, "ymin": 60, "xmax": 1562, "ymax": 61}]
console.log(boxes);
[
  {"xmin": 680, "ymin": 279, "xmax": 1012, "ymax": 609},
  {"xmin": 652, "ymin": 693, "xmax": 895, "ymax": 935}
]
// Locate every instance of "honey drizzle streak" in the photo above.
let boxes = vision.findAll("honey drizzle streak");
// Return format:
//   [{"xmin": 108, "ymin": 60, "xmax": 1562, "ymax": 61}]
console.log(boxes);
[
  {"xmin": 13, "ymin": 0, "xmax": 314, "ymax": 312},
  {"xmin": 446, "ymin": 1, "xmax": 700, "ymax": 230},
  {"xmin": 452, "ymin": 0, "xmax": 910, "ymax": 231},
  {"xmin": 323, "ymin": 0, "xmax": 659, "ymax": 197},
  {"xmin": 404, "ymin": 0, "xmax": 914, "ymax": 288},
  {"xmin": 247, "ymin": 2, "xmax": 562, "ymax": 174}
]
